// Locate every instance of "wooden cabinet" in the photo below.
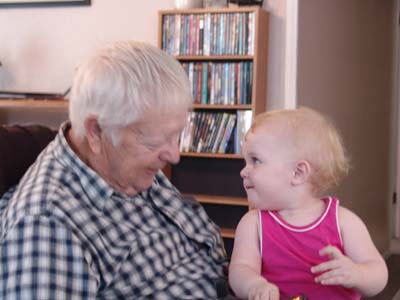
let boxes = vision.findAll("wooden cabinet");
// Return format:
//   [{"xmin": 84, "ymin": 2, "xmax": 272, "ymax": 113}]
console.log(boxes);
[
  {"xmin": 0, "ymin": 99, "xmax": 68, "ymax": 110},
  {"xmin": 0, "ymin": 99, "xmax": 68, "ymax": 128},
  {"xmin": 159, "ymin": 6, "xmax": 269, "ymax": 257}
]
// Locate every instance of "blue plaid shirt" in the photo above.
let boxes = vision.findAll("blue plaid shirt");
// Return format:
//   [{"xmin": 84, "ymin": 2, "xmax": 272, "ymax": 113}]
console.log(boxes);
[{"xmin": 0, "ymin": 122, "xmax": 227, "ymax": 299}]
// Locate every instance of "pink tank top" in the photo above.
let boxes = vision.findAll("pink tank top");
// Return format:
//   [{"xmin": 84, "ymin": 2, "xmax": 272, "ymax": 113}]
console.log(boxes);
[{"xmin": 259, "ymin": 197, "xmax": 361, "ymax": 300}]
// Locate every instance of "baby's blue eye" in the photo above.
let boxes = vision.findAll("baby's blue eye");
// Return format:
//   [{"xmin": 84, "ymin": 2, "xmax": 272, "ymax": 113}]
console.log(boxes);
[{"xmin": 251, "ymin": 157, "xmax": 262, "ymax": 165}]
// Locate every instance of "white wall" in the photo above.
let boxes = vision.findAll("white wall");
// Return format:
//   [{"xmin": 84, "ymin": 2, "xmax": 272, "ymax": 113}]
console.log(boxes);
[
  {"xmin": 0, "ymin": 0, "xmax": 288, "ymax": 109},
  {"xmin": 0, "ymin": 0, "xmax": 174, "ymax": 92},
  {"xmin": 263, "ymin": 0, "xmax": 287, "ymax": 110}
]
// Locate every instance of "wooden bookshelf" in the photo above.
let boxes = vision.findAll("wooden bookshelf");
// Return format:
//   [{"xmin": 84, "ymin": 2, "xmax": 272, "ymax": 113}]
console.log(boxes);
[{"xmin": 159, "ymin": 6, "xmax": 268, "ymax": 257}]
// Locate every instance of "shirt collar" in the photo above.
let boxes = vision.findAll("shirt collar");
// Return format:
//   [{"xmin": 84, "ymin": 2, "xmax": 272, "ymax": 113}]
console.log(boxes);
[{"xmin": 53, "ymin": 121, "xmax": 114, "ymax": 211}]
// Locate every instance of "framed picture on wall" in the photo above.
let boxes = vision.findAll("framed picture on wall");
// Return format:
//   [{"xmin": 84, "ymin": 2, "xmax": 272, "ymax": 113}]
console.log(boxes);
[{"xmin": 0, "ymin": 0, "xmax": 90, "ymax": 7}]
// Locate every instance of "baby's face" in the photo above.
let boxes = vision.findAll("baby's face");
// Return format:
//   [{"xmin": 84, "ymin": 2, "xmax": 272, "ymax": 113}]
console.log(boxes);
[{"xmin": 240, "ymin": 125, "xmax": 297, "ymax": 210}]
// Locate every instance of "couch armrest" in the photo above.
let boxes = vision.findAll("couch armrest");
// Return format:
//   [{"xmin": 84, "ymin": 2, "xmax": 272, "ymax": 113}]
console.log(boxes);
[{"xmin": 0, "ymin": 125, "xmax": 57, "ymax": 195}]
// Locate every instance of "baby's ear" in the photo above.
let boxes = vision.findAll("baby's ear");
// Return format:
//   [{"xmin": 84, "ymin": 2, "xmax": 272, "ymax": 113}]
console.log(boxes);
[{"xmin": 291, "ymin": 160, "xmax": 311, "ymax": 185}]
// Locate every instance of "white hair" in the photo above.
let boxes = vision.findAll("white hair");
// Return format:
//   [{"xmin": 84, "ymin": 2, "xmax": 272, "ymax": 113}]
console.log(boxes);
[
  {"xmin": 251, "ymin": 107, "xmax": 350, "ymax": 195},
  {"xmin": 69, "ymin": 41, "xmax": 193, "ymax": 142}
]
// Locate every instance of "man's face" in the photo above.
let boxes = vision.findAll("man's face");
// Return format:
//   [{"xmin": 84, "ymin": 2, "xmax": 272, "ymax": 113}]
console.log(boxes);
[{"xmin": 98, "ymin": 110, "xmax": 188, "ymax": 195}]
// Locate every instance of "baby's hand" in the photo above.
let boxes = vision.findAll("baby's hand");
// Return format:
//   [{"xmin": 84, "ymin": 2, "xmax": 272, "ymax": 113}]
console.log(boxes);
[
  {"xmin": 311, "ymin": 245, "xmax": 361, "ymax": 288},
  {"xmin": 248, "ymin": 278, "xmax": 279, "ymax": 300}
]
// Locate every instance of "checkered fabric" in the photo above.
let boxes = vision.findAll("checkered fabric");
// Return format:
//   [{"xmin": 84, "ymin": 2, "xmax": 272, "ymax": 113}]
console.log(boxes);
[{"xmin": 0, "ymin": 122, "xmax": 228, "ymax": 299}]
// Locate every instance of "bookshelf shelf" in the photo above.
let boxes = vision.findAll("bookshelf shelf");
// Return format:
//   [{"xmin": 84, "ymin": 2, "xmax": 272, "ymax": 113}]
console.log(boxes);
[
  {"xmin": 159, "ymin": 7, "xmax": 262, "ymax": 15},
  {"xmin": 159, "ymin": 6, "xmax": 268, "ymax": 258},
  {"xmin": 176, "ymin": 55, "xmax": 253, "ymax": 61},
  {"xmin": 221, "ymin": 228, "xmax": 235, "ymax": 239},
  {"xmin": 187, "ymin": 194, "xmax": 248, "ymax": 206},
  {"xmin": 192, "ymin": 104, "xmax": 252, "ymax": 110},
  {"xmin": 180, "ymin": 152, "xmax": 243, "ymax": 159}
]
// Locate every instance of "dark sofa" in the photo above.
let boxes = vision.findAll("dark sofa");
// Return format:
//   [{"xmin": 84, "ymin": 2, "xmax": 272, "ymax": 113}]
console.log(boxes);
[{"xmin": 0, "ymin": 125, "xmax": 57, "ymax": 196}]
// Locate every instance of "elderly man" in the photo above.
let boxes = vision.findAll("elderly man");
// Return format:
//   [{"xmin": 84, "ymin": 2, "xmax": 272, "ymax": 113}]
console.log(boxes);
[{"xmin": 0, "ymin": 41, "xmax": 227, "ymax": 299}]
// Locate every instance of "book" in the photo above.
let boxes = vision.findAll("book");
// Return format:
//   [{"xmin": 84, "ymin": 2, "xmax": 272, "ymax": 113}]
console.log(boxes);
[
  {"xmin": 207, "ymin": 112, "xmax": 223, "ymax": 153},
  {"xmin": 201, "ymin": 62, "xmax": 208, "ymax": 104},
  {"xmin": 218, "ymin": 114, "xmax": 237, "ymax": 153},
  {"xmin": 212, "ymin": 112, "xmax": 229, "ymax": 153},
  {"xmin": 234, "ymin": 110, "xmax": 252, "ymax": 154}
]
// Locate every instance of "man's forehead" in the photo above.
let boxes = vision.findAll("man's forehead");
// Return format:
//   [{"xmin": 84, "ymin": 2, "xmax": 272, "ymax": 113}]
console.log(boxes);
[{"xmin": 128, "ymin": 112, "xmax": 187, "ymax": 135}]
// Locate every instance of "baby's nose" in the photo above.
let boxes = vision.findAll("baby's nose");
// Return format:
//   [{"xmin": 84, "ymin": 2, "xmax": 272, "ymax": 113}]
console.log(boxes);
[{"xmin": 240, "ymin": 166, "xmax": 248, "ymax": 178}]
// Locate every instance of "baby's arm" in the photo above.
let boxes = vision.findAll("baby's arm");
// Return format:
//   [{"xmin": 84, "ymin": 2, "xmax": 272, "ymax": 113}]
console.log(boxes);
[
  {"xmin": 229, "ymin": 210, "xmax": 279, "ymax": 300},
  {"xmin": 311, "ymin": 206, "xmax": 388, "ymax": 296}
]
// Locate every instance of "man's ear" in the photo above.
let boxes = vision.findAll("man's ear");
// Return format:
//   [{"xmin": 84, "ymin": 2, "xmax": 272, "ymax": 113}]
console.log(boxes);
[
  {"xmin": 84, "ymin": 116, "xmax": 103, "ymax": 154},
  {"xmin": 291, "ymin": 160, "xmax": 311, "ymax": 186}
]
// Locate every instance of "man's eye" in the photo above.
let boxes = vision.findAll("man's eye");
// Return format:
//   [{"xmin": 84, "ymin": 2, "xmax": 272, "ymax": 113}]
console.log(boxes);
[
  {"xmin": 150, "ymin": 143, "xmax": 164, "ymax": 150},
  {"xmin": 144, "ymin": 141, "xmax": 162, "ymax": 150}
]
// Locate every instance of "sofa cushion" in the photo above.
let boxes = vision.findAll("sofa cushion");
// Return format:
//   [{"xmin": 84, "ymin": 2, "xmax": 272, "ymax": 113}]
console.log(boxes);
[{"xmin": 0, "ymin": 125, "xmax": 56, "ymax": 196}]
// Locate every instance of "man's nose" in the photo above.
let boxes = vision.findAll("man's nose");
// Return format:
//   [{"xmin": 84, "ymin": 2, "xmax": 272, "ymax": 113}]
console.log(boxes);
[{"xmin": 160, "ymin": 139, "xmax": 180, "ymax": 164}]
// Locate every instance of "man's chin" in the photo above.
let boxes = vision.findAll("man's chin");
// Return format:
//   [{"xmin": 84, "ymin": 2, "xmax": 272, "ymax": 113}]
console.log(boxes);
[
  {"xmin": 123, "ymin": 185, "xmax": 150, "ymax": 196},
  {"xmin": 137, "ymin": 176, "xmax": 157, "ymax": 191},
  {"xmin": 148, "ymin": 167, "xmax": 160, "ymax": 175}
]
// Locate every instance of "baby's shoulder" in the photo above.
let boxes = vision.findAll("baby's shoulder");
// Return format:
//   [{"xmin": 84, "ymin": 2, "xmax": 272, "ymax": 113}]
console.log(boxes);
[
  {"xmin": 337, "ymin": 204, "xmax": 366, "ymax": 229},
  {"xmin": 237, "ymin": 209, "xmax": 259, "ymax": 228},
  {"xmin": 243, "ymin": 208, "xmax": 260, "ymax": 220}
]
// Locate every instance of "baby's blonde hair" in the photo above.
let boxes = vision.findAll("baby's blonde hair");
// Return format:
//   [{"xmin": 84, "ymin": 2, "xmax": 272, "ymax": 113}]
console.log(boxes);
[{"xmin": 250, "ymin": 107, "xmax": 350, "ymax": 195}]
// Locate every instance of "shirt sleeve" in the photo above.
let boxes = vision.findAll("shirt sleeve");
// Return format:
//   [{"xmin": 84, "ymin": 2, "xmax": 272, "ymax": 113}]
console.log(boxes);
[{"xmin": 0, "ymin": 215, "xmax": 97, "ymax": 299}]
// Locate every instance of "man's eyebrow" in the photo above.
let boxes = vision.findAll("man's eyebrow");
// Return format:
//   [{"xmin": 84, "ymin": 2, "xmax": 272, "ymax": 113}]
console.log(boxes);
[{"xmin": 128, "ymin": 125, "xmax": 145, "ymax": 137}]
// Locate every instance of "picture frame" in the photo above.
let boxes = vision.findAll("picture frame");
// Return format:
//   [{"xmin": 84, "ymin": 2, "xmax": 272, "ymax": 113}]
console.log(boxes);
[{"xmin": 0, "ymin": 0, "xmax": 90, "ymax": 7}]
